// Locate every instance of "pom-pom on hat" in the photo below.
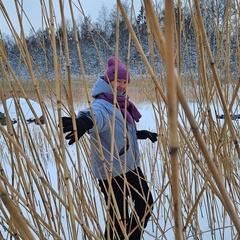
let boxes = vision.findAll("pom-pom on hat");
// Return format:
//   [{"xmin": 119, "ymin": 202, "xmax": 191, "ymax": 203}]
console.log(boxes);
[{"xmin": 104, "ymin": 57, "xmax": 130, "ymax": 83}]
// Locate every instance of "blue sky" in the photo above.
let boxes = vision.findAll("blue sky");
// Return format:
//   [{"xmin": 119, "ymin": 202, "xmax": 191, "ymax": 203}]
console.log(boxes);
[{"xmin": 0, "ymin": 0, "xmax": 141, "ymax": 35}]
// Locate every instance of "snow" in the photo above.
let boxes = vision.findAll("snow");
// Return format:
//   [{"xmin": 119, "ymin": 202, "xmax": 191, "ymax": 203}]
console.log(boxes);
[
  {"xmin": 0, "ymin": 98, "xmax": 239, "ymax": 239},
  {"xmin": 0, "ymin": 98, "xmax": 42, "ymax": 121}
]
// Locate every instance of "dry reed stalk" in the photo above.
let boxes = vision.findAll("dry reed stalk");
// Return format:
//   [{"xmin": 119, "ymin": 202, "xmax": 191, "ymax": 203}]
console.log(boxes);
[
  {"xmin": 0, "ymin": 173, "xmax": 64, "ymax": 239},
  {"xmin": 146, "ymin": 0, "xmax": 240, "ymax": 235},
  {"xmin": 68, "ymin": 0, "xmax": 108, "ymax": 172},
  {"xmin": 177, "ymin": 81, "xmax": 240, "ymax": 233},
  {"xmin": 193, "ymin": 0, "xmax": 240, "ymax": 158},
  {"xmin": 48, "ymin": 1, "xmax": 77, "ymax": 238},
  {"xmin": 0, "ymin": 182, "xmax": 35, "ymax": 239},
  {"xmin": 165, "ymin": 1, "xmax": 183, "ymax": 239},
  {"xmin": 117, "ymin": 1, "xmax": 183, "ymax": 238},
  {"xmin": 63, "ymin": 8, "xmax": 112, "ymax": 239},
  {"xmin": 0, "ymin": 101, "xmax": 99, "ymax": 236},
  {"xmin": 216, "ymin": 79, "xmax": 240, "ymax": 154},
  {"xmin": 117, "ymin": 0, "xmax": 166, "ymax": 104},
  {"xmin": 0, "ymin": 123, "xmax": 62, "ymax": 238},
  {"xmin": 0, "ymin": 0, "xmax": 239, "ymax": 239},
  {"xmin": 119, "ymin": 0, "xmax": 240, "ymax": 236},
  {"xmin": 59, "ymin": 0, "xmax": 122, "ymax": 238},
  {"xmin": 1, "ymin": 1, "xmax": 94, "ymax": 238},
  {"xmin": 59, "ymin": 1, "xmax": 96, "ymax": 237}
]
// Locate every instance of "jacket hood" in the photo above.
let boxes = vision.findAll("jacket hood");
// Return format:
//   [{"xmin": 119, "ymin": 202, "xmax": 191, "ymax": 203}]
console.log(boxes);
[{"xmin": 92, "ymin": 77, "xmax": 124, "ymax": 99}]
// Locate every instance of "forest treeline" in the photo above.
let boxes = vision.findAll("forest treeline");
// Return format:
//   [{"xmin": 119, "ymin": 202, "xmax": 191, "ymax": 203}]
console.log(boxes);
[{"xmin": 0, "ymin": 1, "xmax": 238, "ymax": 80}]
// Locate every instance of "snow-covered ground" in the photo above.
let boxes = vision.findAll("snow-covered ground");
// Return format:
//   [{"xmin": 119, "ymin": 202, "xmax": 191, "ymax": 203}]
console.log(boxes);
[{"xmin": 0, "ymin": 98, "xmax": 239, "ymax": 239}]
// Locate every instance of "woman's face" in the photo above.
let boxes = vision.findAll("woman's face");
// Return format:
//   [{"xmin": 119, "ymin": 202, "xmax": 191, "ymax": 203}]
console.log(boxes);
[{"xmin": 110, "ymin": 79, "xmax": 127, "ymax": 94}]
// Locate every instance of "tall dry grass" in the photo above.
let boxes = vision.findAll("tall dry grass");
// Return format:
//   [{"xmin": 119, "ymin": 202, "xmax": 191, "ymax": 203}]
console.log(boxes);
[{"xmin": 0, "ymin": 0, "xmax": 240, "ymax": 239}]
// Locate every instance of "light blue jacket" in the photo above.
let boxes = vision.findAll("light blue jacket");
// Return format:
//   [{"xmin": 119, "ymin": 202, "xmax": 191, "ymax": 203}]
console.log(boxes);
[{"xmin": 78, "ymin": 77, "xmax": 140, "ymax": 179}]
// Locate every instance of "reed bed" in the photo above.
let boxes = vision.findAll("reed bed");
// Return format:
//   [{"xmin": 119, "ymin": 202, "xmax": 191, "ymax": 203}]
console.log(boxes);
[{"xmin": 0, "ymin": 0, "xmax": 240, "ymax": 239}]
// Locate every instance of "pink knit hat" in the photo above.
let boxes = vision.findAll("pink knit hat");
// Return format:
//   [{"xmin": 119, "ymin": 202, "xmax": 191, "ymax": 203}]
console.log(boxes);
[{"xmin": 104, "ymin": 57, "xmax": 130, "ymax": 83}]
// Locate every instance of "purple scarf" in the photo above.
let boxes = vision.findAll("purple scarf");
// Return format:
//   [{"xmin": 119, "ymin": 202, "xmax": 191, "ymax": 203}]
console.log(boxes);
[{"xmin": 98, "ymin": 93, "xmax": 142, "ymax": 123}]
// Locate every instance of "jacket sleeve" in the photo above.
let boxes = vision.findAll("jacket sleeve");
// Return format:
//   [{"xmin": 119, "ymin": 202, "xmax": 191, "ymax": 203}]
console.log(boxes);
[{"xmin": 78, "ymin": 106, "xmax": 109, "ymax": 134}]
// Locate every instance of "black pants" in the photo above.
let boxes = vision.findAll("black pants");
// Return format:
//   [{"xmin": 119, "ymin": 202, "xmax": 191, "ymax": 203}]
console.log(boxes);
[{"xmin": 98, "ymin": 167, "xmax": 153, "ymax": 240}]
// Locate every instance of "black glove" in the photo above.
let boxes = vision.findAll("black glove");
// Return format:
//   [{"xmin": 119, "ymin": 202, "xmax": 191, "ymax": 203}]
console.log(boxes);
[
  {"xmin": 136, "ymin": 130, "xmax": 158, "ymax": 143},
  {"xmin": 62, "ymin": 115, "xmax": 93, "ymax": 145}
]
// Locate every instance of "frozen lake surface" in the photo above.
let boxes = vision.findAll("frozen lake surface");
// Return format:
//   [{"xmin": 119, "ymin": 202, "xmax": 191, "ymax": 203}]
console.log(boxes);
[{"xmin": 0, "ymin": 98, "xmax": 239, "ymax": 239}]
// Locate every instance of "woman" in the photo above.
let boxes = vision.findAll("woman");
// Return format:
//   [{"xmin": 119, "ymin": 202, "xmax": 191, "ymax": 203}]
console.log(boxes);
[{"xmin": 62, "ymin": 56, "xmax": 157, "ymax": 239}]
